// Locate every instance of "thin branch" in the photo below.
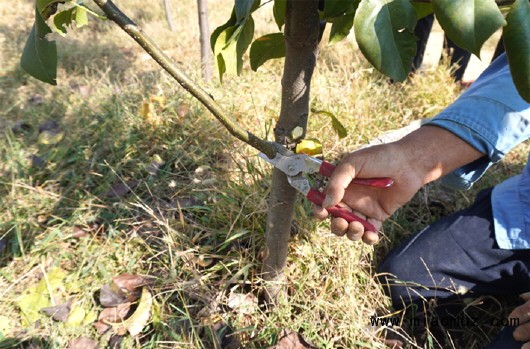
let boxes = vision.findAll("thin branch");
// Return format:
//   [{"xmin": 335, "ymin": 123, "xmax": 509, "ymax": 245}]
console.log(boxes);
[{"xmin": 91, "ymin": 0, "xmax": 277, "ymax": 158}]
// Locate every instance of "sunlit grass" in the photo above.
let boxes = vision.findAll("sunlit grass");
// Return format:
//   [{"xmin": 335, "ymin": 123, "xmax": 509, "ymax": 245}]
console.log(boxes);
[{"xmin": 1, "ymin": 1, "xmax": 529, "ymax": 348}]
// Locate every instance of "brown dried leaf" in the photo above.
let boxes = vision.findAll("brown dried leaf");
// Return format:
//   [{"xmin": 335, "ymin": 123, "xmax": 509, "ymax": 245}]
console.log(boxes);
[
  {"xmin": 11, "ymin": 120, "xmax": 32, "ymax": 134},
  {"xmin": 106, "ymin": 180, "xmax": 139, "ymax": 198},
  {"xmin": 69, "ymin": 337, "xmax": 100, "ymax": 349},
  {"xmin": 31, "ymin": 155, "xmax": 46, "ymax": 169},
  {"xmin": 98, "ymin": 302, "xmax": 131, "ymax": 323},
  {"xmin": 112, "ymin": 273, "xmax": 149, "ymax": 292},
  {"xmin": 38, "ymin": 120, "xmax": 64, "ymax": 145},
  {"xmin": 40, "ymin": 300, "xmax": 71, "ymax": 322},
  {"xmin": 39, "ymin": 120, "xmax": 60, "ymax": 133},
  {"xmin": 176, "ymin": 103, "xmax": 190, "ymax": 117},
  {"xmin": 99, "ymin": 284, "xmax": 127, "ymax": 307},
  {"xmin": 71, "ymin": 226, "xmax": 88, "ymax": 238},
  {"xmin": 174, "ymin": 196, "xmax": 202, "ymax": 209},
  {"xmin": 268, "ymin": 329, "xmax": 319, "ymax": 349},
  {"xmin": 28, "ymin": 94, "xmax": 43, "ymax": 105},
  {"xmin": 108, "ymin": 334, "xmax": 123, "ymax": 349},
  {"xmin": 147, "ymin": 155, "xmax": 164, "ymax": 176},
  {"xmin": 109, "ymin": 287, "xmax": 152, "ymax": 337},
  {"xmin": 94, "ymin": 320, "xmax": 111, "ymax": 335}
]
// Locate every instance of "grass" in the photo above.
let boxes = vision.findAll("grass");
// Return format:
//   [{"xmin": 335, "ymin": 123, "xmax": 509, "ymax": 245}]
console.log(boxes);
[{"xmin": 1, "ymin": 1, "xmax": 529, "ymax": 348}]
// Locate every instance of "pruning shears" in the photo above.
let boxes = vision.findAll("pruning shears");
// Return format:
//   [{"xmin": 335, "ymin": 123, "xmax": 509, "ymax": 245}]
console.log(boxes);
[{"xmin": 259, "ymin": 145, "xmax": 393, "ymax": 232}]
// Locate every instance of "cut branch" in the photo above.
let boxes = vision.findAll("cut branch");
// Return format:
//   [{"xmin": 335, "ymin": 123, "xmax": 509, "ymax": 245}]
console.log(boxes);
[{"xmin": 92, "ymin": 0, "xmax": 276, "ymax": 158}]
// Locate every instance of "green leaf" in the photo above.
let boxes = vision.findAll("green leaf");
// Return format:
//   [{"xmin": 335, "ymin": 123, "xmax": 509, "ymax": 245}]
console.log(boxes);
[
  {"xmin": 273, "ymin": 0, "xmax": 286, "ymax": 29},
  {"xmin": 504, "ymin": 0, "xmax": 530, "ymax": 102},
  {"xmin": 235, "ymin": 0, "xmax": 260, "ymax": 23},
  {"xmin": 249, "ymin": 33, "xmax": 285, "ymax": 71},
  {"xmin": 36, "ymin": 0, "xmax": 64, "ymax": 18},
  {"xmin": 329, "ymin": 12, "xmax": 355, "ymax": 43},
  {"xmin": 74, "ymin": 6, "xmax": 88, "ymax": 28},
  {"xmin": 15, "ymin": 268, "xmax": 66, "ymax": 326},
  {"xmin": 323, "ymin": 0, "xmax": 358, "ymax": 19},
  {"xmin": 212, "ymin": 11, "xmax": 237, "ymax": 81},
  {"xmin": 217, "ymin": 17, "xmax": 255, "ymax": 77},
  {"xmin": 20, "ymin": 6, "xmax": 57, "ymax": 85},
  {"xmin": 211, "ymin": 10, "xmax": 237, "ymax": 52},
  {"xmin": 411, "ymin": 2, "xmax": 432, "ymax": 19},
  {"xmin": 53, "ymin": 7, "xmax": 75, "ymax": 35},
  {"xmin": 311, "ymin": 109, "xmax": 348, "ymax": 138},
  {"xmin": 432, "ymin": 0, "xmax": 506, "ymax": 56},
  {"xmin": 354, "ymin": 0, "xmax": 417, "ymax": 81}
]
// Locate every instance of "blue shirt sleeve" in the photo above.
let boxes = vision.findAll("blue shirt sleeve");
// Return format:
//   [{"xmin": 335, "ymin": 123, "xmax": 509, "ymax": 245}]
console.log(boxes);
[
  {"xmin": 424, "ymin": 53, "xmax": 530, "ymax": 250},
  {"xmin": 425, "ymin": 53, "xmax": 530, "ymax": 189}
]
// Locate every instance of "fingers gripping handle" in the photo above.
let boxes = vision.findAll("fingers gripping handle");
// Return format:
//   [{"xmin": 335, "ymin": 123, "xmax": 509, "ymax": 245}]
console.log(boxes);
[
  {"xmin": 318, "ymin": 161, "xmax": 394, "ymax": 188},
  {"xmin": 307, "ymin": 189, "xmax": 377, "ymax": 232}
]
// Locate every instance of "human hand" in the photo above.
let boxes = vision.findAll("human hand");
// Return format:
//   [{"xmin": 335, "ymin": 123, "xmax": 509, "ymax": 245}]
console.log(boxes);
[
  {"xmin": 313, "ymin": 142, "xmax": 424, "ymax": 244},
  {"xmin": 313, "ymin": 125, "xmax": 484, "ymax": 244},
  {"xmin": 510, "ymin": 292, "xmax": 530, "ymax": 347}
]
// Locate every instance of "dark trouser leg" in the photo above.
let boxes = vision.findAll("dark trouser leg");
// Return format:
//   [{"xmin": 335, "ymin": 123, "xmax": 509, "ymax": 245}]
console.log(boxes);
[
  {"xmin": 411, "ymin": 14, "xmax": 435, "ymax": 74},
  {"xmin": 492, "ymin": 38, "xmax": 505, "ymax": 62},
  {"xmin": 445, "ymin": 37, "xmax": 472, "ymax": 82},
  {"xmin": 377, "ymin": 188, "xmax": 530, "ymax": 347}
]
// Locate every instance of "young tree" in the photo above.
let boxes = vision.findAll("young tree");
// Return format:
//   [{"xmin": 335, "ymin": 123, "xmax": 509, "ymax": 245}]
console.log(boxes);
[
  {"xmin": 20, "ymin": 0, "xmax": 530, "ymax": 304},
  {"xmin": 162, "ymin": 0, "xmax": 175, "ymax": 31},
  {"xmin": 197, "ymin": 0, "xmax": 212, "ymax": 81}
]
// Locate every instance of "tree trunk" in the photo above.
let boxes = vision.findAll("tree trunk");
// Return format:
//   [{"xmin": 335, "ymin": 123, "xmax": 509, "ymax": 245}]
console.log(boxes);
[
  {"xmin": 262, "ymin": 0, "xmax": 321, "ymax": 303},
  {"xmin": 197, "ymin": 0, "xmax": 212, "ymax": 82},
  {"xmin": 163, "ymin": 0, "xmax": 175, "ymax": 31}
]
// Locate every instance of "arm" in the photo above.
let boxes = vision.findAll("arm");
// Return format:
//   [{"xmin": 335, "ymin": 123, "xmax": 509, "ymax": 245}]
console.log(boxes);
[
  {"xmin": 315, "ymin": 53, "xmax": 530, "ymax": 244},
  {"xmin": 315, "ymin": 125, "xmax": 484, "ymax": 244}
]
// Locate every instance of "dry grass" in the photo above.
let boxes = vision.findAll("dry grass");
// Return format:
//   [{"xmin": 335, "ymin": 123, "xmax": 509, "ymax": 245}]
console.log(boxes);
[{"xmin": 1, "ymin": 1, "xmax": 529, "ymax": 348}]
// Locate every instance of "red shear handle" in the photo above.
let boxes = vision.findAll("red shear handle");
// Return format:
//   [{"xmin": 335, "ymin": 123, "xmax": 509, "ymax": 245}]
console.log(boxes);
[
  {"xmin": 307, "ymin": 188, "xmax": 377, "ymax": 232},
  {"xmin": 318, "ymin": 161, "xmax": 393, "ymax": 188}
]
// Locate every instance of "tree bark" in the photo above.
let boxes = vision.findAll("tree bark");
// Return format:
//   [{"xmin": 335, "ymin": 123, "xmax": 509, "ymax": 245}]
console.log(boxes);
[
  {"xmin": 197, "ymin": 0, "xmax": 212, "ymax": 82},
  {"xmin": 262, "ymin": 0, "xmax": 321, "ymax": 303}
]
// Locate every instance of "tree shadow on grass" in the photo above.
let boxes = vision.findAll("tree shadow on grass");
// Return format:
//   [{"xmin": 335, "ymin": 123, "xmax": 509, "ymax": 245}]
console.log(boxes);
[{"xmin": 0, "ymin": 336, "xmax": 56, "ymax": 349}]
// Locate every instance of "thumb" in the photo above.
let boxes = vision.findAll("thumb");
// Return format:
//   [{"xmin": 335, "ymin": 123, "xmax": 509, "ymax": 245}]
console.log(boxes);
[{"xmin": 323, "ymin": 161, "xmax": 357, "ymax": 208}]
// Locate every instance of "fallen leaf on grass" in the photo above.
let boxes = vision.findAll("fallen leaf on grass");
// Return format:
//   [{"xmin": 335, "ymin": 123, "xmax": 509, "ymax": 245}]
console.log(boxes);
[
  {"xmin": 71, "ymin": 226, "xmax": 88, "ymax": 238},
  {"xmin": 147, "ymin": 155, "xmax": 164, "ymax": 176},
  {"xmin": 268, "ymin": 329, "xmax": 319, "ymax": 349},
  {"xmin": 174, "ymin": 196, "xmax": 202, "ymax": 209},
  {"xmin": 98, "ymin": 302, "xmax": 131, "ymax": 323},
  {"xmin": 99, "ymin": 284, "xmax": 128, "ymax": 307},
  {"xmin": 227, "ymin": 292, "xmax": 258, "ymax": 315},
  {"xmin": 149, "ymin": 95, "xmax": 166, "ymax": 107},
  {"xmin": 113, "ymin": 273, "xmax": 150, "ymax": 293},
  {"xmin": 40, "ymin": 299, "xmax": 71, "ymax": 322},
  {"xmin": 93, "ymin": 320, "xmax": 111, "ymax": 335},
  {"xmin": 65, "ymin": 305, "xmax": 88, "ymax": 327},
  {"xmin": 28, "ymin": 94, "xmax": 43, "ymax": 105},
  {"xmin": 107, "ymin": 287, "xmax": 153, "ymax": 336},
  {"xmin": 30, "ymin": 154, "xmax": 46, "ymax": 169},
  {"xmin": 11, "ymin": 120, "xmax": 32, "ymax": 134},
  {"xmin": 38, "ymin": 120, "xmax": 64, "ymax": 145},
  {"xmin": 15, "ymin": 267, "xmax": 66, "ymax": 326},
  {"xmin": 69, "ymin": 337, "xmax": 100, "ymax": 349},
  {"xmin": 106, "ymin": 180, "xmax": 140, "ymax": 198},
  {"xmin": 108, "ymin": 335, "xmax": 123, "ymax": 349},
  {"xmin": 0, "ymin": 315, "xmax": 12, "ymax": 337},
  {"xmin": 176, "ymin": 103, "xmax": 190, "ymax": 117}
]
